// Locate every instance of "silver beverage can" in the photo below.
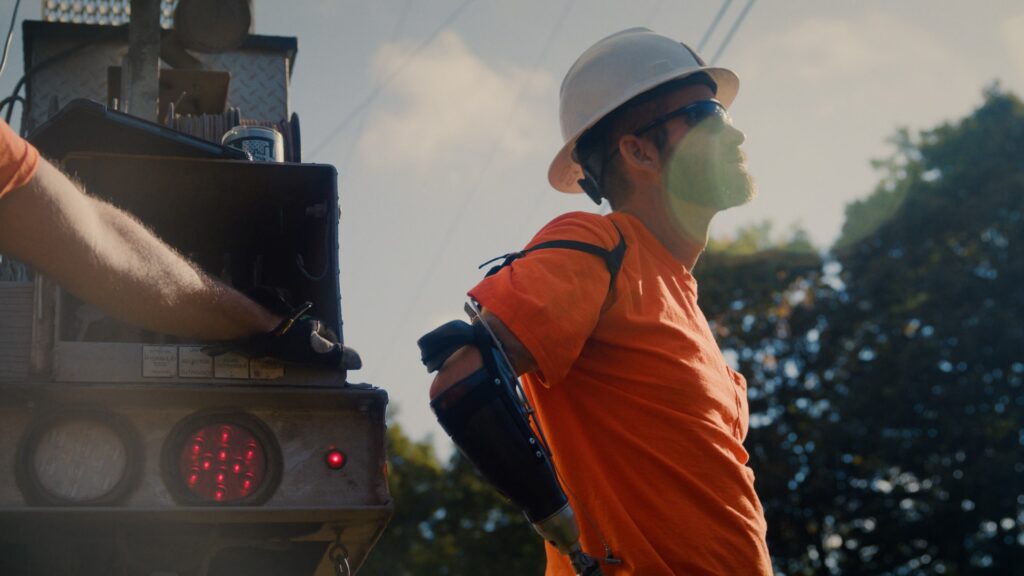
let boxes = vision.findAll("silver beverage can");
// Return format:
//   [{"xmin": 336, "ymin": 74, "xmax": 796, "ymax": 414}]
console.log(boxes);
[{"xmin": 221, "ymin": 126, "xmax": 285, "ymax": 162}]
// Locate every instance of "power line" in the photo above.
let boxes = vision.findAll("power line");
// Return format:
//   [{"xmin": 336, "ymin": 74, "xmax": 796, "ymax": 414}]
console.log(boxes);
[
  {"xmin": 306, "ymin": 0, "xmax": 477, "ymax": 160},
  {"xmin": 697, "ymin": 0, "xmax": 733, "ymax": 53},
  {"xmin": 710, "ymin": 0, "xmax": 756, "ymax": 64},
  {"xmin": 336, "ymin": 0, "xmax": 413, "ymax": 177},
  {"xmin": 0, "ymin": 0, "xmax": 22, "ymax": 79},
  {"xmin": 375, "ymin": 0, "xmax": 577, "ymax": 377}
]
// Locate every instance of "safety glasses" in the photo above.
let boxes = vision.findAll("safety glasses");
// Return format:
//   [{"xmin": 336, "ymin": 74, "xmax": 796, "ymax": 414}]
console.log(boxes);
[
  {"xmin": 589, "ymin": 99, "xmax": 731, "ymax": 173},
  {"xmin": 632, "ymin": 99, "xmax": 729, "ymax": 136}
]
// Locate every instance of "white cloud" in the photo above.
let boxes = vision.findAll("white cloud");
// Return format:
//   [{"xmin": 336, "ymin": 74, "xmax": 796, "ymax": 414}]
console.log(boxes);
[
  {"xmin": 721, "ymin": 9, "xmax": 981, "ymax": 248},
  {"xmin": 741, "ymin": 11, "xmax": 962, "ymax": 91},
  {"xmin": 356, "ymin": 31, "xmax": 553, "ymax": 171},
  {"xmin": 773, "ymin": 16, "xmax": 877, "ymax": 80}
]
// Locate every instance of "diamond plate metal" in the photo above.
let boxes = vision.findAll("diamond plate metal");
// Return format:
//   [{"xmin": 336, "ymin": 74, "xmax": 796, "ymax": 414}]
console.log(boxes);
[
  {"xmin": 26, "ymin": 37, "xmax": 291, "ymax": 133},
  {"xmin": 27, "ymin": 40, "xmax": 128, "ymax": 132},
  {"xmin": 199, "ymin": 51, "xmax": 290, "ymax": 120}
]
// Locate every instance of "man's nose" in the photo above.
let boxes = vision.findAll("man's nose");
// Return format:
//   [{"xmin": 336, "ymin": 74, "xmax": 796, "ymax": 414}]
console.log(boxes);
[{"xmin": 719, "ymin": 121, "xmax": 745, "ymax": 146}]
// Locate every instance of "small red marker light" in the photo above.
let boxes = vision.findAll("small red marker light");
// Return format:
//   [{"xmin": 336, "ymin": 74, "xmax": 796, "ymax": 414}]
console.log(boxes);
[{"xmin": 325, "ymin": 449, "xmax": 346, "ymax": 470}]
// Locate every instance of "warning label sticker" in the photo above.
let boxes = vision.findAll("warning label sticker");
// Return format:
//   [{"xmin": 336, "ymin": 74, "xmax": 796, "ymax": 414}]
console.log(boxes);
[
  {"xmin": 250, "ymin": 358, "xmax": 285, "ymax": 380},
  {"xmin": 143, "ymin": 346, "xmax": 178, "ymax": 377},
  {"xmin": 179, "ymin": 347, "xmax": 214, "ymax": 378},
  {"xmin": 214, "ymin": 352, "xmax": 250, "ymax": 379}
]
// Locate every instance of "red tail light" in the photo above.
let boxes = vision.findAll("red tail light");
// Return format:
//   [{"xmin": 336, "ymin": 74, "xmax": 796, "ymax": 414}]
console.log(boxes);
[
  {"xmin": 178, "ymin": 424, "xmax": 267, "ymax": 503},
  {"xmin": 162, "ymin": 411, "xmax": 281, "ymax": 505}
]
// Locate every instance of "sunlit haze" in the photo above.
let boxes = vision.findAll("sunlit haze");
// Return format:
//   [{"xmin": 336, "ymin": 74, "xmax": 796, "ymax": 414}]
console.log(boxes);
[{"xmin": 3, "ymin": 0, "xmax": 1022, "ymax": 450}]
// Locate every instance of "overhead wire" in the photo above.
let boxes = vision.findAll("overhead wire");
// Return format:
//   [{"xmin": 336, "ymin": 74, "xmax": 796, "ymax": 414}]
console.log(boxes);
[
  {"xmin": 336, "ymin": 0, "xmax": 413, "ymax": 178},
  {"xmin": 2, "ymin": 25, "xmax": 122, "ymax": 129},
  {"xmin": 306, "ymin": 0, "xmax": 476, "ymax": 160},
  {"xmin": 710, "ymin": 0, "xmax": 756, "ymax": 64},
  {"xmin": 0, "ymin": 0, "xmax": 20, "ymax": 79},
  {"xmin": 697, "ymin": 0, "xmax": 733, "ymax": 53},
  {"xmin": 380, "ymin": 0, "xmax": 752, "ymax": 385},
  {"xmin": 375, "ymin": 0, "xmax": 577, "ymax": 379}
]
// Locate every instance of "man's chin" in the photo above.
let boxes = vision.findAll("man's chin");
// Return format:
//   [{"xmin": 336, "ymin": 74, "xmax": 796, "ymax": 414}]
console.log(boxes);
[{"xmin": 713, "ymin": 169, "xmax": 756, "ymax": 211}]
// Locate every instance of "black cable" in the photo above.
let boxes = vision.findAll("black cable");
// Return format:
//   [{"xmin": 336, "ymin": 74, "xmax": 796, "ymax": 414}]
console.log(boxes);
[
  {"xmin": 0, "ymin": 0, "xmax": 21, "ymax": 79},
  {"xmin": 1, "ymin": 25, "xmax": 123, "ymax": 133},
  {"xmin": 710, "ymin": 0, "xmax": 756, "ymax": 64},
  {"xmin": 377, "ymin": 0, "xmax": 576, "ymax": 376},
  {"xmin": 337, "ymin": 0, "xmax": 414, "ymax": 178},
  {"xmin": 306, "ymin": 0, "xmax": 477, "ymax": 160},
  {"xmin": 698, "ymin": 0, "xmax": 733, "ymax": 53},
  {"xmin": 1, "ymin": 94, "xmax": 24, "ymax": 123}
]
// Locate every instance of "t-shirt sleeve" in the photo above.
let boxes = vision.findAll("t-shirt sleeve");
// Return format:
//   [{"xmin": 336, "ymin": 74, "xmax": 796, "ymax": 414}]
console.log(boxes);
[
  {"xmin": 0, "ymin": 119, "xmax": 40, "ymax": 200},
  {"xmin": 468, "ymin": 211, "xmax": 620, "ymax": 386}
]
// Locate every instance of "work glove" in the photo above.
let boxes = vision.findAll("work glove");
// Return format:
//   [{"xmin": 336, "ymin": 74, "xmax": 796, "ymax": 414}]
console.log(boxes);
[{"xmin": 204, "ymin": 303, "xmax": 362, "ymax": 369}]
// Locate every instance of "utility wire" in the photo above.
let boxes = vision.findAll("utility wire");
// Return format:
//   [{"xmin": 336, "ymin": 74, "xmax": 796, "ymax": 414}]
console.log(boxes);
[
  {"xmin": 337, "ymin": 0, "xmax": 413, "ymax": 178},
  {"xmin": 697, "ymin": 0, "xmax": 733, "ymax": 53},
  {"xmin": 710, "ymin": 0, "xmax": 756, "ymax": 64},
  {"xmin": 306, "ymin": 0, "xmax": 476, "ymax": 160},
  {"xmin": 376, "ymin": 0, "xmax": 577, "ymax": 377},
  {"xmin": 0, "ymin": 0, "xmax": 22, "ymax": 78}
]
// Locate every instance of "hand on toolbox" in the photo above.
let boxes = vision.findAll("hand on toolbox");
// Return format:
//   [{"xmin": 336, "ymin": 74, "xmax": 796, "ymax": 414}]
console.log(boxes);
[{"xmin": 204, "ymin": 302, "xmax": 362, "ymax": 369}]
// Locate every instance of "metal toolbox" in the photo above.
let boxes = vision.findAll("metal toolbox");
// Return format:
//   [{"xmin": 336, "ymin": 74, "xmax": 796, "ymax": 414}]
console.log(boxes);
[{"xmin": 35, "ymin": 153, "xmax": 346, "ymax": 386}]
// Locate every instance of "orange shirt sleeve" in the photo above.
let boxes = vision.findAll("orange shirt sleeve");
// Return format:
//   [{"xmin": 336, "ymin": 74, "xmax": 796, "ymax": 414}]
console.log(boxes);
[
  {"xmin": 0, "ymin": 119, "xmax": 40, "ymax": 200},
  {"xmin": 468, "ymin": 212, "xmax": 620, "ymax": 386}
]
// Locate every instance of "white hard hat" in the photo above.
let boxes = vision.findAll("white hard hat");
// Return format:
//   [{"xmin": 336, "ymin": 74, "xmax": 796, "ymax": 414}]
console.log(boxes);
[{"xmin": 548, "ymin": 27, "xmax": 740, "ymax": 193}]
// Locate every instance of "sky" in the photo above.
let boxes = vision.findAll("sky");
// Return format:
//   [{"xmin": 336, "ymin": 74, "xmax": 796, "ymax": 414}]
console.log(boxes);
[{"xmin": 3, "ymin": 0, "xmax": 1024, "ymax": 451}]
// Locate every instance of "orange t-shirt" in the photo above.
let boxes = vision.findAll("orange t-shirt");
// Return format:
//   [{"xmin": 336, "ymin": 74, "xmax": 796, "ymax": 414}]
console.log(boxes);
[
  {"xmin": 0, "ymin": 119, "xmax": 40, "ymax": 200},
  {"xmin": 469, "ymin": 211, "xmax": 771, "ymax": 575}
]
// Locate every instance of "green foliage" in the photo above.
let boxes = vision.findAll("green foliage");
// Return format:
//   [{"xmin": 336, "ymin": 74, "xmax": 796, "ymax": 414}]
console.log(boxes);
[
  {"xmin": 697, "ymin": 85, "xmax": 1024, "ymax": 574},
  {"xmin": 708, "ymin": 220, "xmax": 818, "ymax": 256},
  {"xmin": 360, "ymin": 424, "xmax": 544, "ymax": 575},
  {"xmin": 834, "ymin": 128, "xmax": 921, "ymax": 250},
  {"xmin": 371, "ymin": 86, "xmax": 1024, "ymax": 575}
]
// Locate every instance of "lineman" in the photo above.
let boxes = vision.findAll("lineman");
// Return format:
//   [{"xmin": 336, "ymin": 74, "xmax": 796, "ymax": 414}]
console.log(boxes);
[
  {"xmin": 0, "ymin": 117, "xmax": 358, "ymax": 367},
  {"xmin": 426, "ymin": 28, "xmax": 771, "ymax": 574}
]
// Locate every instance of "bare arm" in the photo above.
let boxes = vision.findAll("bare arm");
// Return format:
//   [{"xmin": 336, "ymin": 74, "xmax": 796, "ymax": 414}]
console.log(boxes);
[
  {"xmin": 0, "ymin": 158, "xmax": 281, "ymax": 340},
  {"xmin": 428, "ymin": 309, "xmax": 537, "ymax": 400}
]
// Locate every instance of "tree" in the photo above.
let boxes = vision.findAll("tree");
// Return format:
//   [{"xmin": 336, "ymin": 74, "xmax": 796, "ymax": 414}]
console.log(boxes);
[
  {"xmin": 697, "ymin": 85, "xmax": 1024, "ymax": 574},
  {"xmin": 360, "ymin": 424, "xmax": 543, "ymax": 575},
  {"xmin": 372, "ymin": 86, "xmax": 1024, "ymax": 575}
]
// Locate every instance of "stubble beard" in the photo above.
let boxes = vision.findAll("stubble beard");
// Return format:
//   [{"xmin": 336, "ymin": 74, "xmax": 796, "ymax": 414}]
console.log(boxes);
[{"xmin": 664, "ymin": 138, "xmax": 757, "ymax": 211}]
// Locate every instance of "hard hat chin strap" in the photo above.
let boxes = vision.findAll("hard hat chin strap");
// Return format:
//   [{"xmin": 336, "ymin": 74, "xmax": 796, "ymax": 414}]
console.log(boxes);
[
  {"xmin": 578, "ymin": 171, "xmax": 603, "ymax": 205},
  {"xmin": 574, "ymin": 139, "xmax": 607, "ymax": 205}
]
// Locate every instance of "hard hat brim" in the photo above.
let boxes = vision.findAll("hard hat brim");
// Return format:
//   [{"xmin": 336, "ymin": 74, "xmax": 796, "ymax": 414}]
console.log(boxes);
[{"xmin": 547, "ymin": 66, "xmax": 739, "ymax": 194}]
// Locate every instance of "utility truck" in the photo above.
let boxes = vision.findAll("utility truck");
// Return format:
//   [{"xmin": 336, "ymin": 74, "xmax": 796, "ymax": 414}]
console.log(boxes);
[{"xmin": 0, "ymin": 1, "xmax": 391, "ymax": 574}]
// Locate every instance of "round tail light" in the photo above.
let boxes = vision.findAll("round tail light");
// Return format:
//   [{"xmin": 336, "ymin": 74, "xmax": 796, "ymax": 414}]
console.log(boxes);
[
  {"xmin": 162, "ymin": 411, "xmax": 281, "ymax": 505},
  {"xmin": 17, "ymin": 408, "xmax": 142, "ymax": 506}
]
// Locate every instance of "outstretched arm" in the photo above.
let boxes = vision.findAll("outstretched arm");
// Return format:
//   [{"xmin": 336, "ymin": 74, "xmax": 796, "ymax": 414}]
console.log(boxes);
[{"xmin": 0, "ymin": 157, "xmax": 282, "ymax": 340}]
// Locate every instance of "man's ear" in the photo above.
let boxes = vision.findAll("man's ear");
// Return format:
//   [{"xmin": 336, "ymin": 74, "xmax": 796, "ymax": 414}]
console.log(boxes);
[{"xmin": 617, "ymin": 134, "xmax": 661, "ymax": 175}]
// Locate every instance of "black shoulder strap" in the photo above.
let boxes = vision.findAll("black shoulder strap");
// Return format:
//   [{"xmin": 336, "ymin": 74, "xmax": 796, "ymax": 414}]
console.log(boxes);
[{"xmin": 479, "ymin": 223, "xmax": 627, "ymax": 293}]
